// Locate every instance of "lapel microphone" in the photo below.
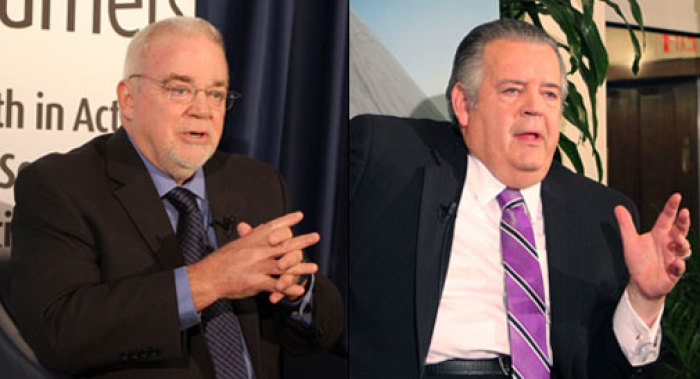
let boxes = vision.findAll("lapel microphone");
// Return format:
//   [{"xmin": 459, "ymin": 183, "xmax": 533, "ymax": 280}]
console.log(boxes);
[
  {"xmin": 438, "ymin": 202, "xmax": 458, "ymax": 221},
  {"xmin": 212, "ymin": 215, "xmax": 237, "ymax": 237}
]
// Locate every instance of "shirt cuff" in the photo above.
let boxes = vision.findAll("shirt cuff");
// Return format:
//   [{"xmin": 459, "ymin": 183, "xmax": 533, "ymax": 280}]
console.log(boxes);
[
  {"xmin": 613, "ymin": 289, "xmax": 663, "ymax": 366},
  {"xmin": 284, "ymin": 274, "xmax": 315, "ymax": 326},
  {"xmin": 174, "ymin": 267, "xmax": 201, "ymax": 330}
]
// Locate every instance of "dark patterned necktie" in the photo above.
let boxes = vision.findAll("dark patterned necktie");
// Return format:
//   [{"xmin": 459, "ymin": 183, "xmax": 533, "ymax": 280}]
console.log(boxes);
[
  {"xmin": 165, "ymin": 187, "xmax": 249, "ymax": 379},
  {"xmin": 497, "ymin": 188, "xmax": 550, "ymax": 379}
]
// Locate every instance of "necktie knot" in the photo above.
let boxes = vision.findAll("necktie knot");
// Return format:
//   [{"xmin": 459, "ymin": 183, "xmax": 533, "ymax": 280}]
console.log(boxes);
[
  {"xmin": 165, "ymin": 187, "xmax": 199, "ymax": 215},
  {"xmin": 497, "ymin": 187, "xmax": 523, "ymax": 209}
]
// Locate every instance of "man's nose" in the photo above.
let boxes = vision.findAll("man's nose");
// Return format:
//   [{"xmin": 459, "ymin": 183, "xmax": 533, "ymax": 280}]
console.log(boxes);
[
  {"xmin": 187, "ymin": 90, "xmax": 213, "ymax": 116},
  {"xmin": 521, "ymin": 90, "xmax": 544, "ymax": 117}
]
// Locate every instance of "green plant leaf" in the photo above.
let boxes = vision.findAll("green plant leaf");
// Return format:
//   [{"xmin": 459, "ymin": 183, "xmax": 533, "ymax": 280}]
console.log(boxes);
[
  {"xmin": 559, "ymin": 133, "xmax": 584, "ymax": 175},
  {"xmin": 563, "ymin": 82, "xmax": 593, "ymax": 142},
  {"xmin": 601, "ymin": 0, "xmax": 644, "ymax": 74},
  {"xmin": 557, "ymin": 133, "xmax": 584, "ymax": 174},
  {"xmin": 593, "ymin": 147, "xmax": 603, "ymax": 182},
  {"xmin": 540, "ymin": 0, "xmax": 582, "ymax": 61},
  {"xmin": 575, "ymin": 11, "xmax": 608, "ymax": 86}
]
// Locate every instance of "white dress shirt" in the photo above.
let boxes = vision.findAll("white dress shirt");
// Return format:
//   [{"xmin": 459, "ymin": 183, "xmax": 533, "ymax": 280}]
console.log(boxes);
[{"xmin": 426, "ymin": 155, "xmax": 661, "ymax": 366}]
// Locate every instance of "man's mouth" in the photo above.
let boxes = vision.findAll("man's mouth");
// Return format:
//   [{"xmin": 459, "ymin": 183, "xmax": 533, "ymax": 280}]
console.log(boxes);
[
  {"xmin": 181, "ymin": 130, "xmax": 208, "ymax": 137},
  {"xmin": 515, "ymin": 131, "xmax": 541, "ymax": 142}
]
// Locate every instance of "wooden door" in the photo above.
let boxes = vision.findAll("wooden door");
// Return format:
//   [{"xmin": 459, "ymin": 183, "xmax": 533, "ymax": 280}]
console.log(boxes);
[{"xmin": 607, "ymin": 79, "xmax": 698, "ymax": 232}]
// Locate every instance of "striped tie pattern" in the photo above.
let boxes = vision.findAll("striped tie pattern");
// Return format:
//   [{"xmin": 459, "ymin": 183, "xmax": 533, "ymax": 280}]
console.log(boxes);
[
  {"xmin": 497, "ymin": 188, "xmax": 550, "ymax": 379},
  {"xmin": 166, "ymin": 187, "xmax": 249, "ymax": 379}
]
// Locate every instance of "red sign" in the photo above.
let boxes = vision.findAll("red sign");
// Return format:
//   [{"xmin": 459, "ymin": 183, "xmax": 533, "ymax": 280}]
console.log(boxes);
[{"xmin": 663, "ymin": 34, "xmax": 697, "ymax": 52}]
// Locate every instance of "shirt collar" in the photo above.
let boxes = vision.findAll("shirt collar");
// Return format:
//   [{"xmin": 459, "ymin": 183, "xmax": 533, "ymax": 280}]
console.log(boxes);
[
  {"xmin": 466, "ymin": 154, "xmax": 542, "ymax": 216},
  {"xmin": 126, "ymin": 132, "xmax": 207, "ymax": 200}
]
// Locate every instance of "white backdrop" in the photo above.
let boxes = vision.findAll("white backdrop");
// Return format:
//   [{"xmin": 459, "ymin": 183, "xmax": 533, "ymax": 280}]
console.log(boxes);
[{"xmin": 0, "ymin": 0, "xmax": 196, "ymax": 258}]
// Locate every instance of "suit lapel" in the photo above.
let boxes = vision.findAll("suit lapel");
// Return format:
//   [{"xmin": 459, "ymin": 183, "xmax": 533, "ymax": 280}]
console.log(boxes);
[
  {"xmin": 415, "ymin": 140, "xmax": 467, "ymax": 368},
  {"xmin": 105, "ymin": 128, "xmax": 183, "ymax": 269},
  {"xmin": 203, "ymin": 153, "xmax": 264, "ymax": 374},
  {"xmin": 204, "ymin": 153, "xmax": 247, "ymax": 245},
  {"xmin": 540, "ymin": 167, "xmax": 583, "ymax": 372}
]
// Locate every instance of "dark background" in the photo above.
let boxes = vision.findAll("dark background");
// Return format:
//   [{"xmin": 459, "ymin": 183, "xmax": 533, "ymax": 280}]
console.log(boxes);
[{"xmin": 197, "ymin": 1, "xmax": 348, "ymax": 377}]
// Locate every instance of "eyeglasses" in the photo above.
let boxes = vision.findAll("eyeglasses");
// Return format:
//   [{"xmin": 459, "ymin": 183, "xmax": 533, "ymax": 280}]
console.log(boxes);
[{"xmin": 128, "ymin": 74, "xmax": 241, "ymax": 110}]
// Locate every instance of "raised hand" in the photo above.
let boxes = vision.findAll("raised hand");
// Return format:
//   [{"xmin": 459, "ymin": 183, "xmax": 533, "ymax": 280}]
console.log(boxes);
[{"xmin": 614, "ymin": 193, "xmax": 691, "ymax": 326}]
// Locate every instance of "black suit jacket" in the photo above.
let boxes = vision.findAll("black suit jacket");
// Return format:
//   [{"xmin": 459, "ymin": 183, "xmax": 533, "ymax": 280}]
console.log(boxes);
[
  {"xmin": 9, "ymin": 128, "xmax": 343, "ymax": 378},
  {"xmin": 349, "ymin": 115, "xmax": 652, "ymax": 378}
]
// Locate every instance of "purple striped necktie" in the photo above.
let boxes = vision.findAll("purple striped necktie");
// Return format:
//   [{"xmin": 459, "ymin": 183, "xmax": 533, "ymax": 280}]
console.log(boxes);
[
  {"xmin": 166, "ymin": 187, "xmax": 250, "ymax": 379},
  {"xmin": 497, "ymin": 188, "xmax": 551, "ymax": 379}
]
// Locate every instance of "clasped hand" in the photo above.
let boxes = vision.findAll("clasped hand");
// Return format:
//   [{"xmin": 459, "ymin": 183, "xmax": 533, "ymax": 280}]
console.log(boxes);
[
  {"xmin": 615, "ymin": 193, "xmax": 691, "ymax": 326},
  {"xmin": 188, "ymin": 211, "xmax": 319, "ymax": 311}
]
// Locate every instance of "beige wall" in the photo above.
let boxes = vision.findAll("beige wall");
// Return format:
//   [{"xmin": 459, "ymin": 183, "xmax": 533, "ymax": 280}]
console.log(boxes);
[
  {"xmin": 538, "ymin": 1, "xmax": 608, "ymax": 183},
  {"xmin": 545, "ymin": 0, "xmax": 700, "ymax": 183},
  {"xmin": 607, "ymin": 0, "xmax": 700, "ymax": 34}
]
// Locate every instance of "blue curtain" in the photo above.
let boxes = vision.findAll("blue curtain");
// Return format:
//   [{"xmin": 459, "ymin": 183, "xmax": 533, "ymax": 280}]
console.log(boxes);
[{"xmin": 197, "ymin": 1, "xmax": 348, "ymax": 377}]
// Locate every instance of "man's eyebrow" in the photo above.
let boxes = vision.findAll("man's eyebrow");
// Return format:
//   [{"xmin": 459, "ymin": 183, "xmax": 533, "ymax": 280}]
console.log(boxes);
[
  {"xmin": 164, "ymin": 74, "xmax": 228, "ymax": 88},
  {"xmin": 496, "ymin": 79, "xmax": 561, "ymax": 92},
  {"xmin": 164, "ymin": 74, "xmax": 194, "ymax": 83},
  {"xmin": 541, "ymin": 82, "xmax": 561, "ymax": 91},
  {"xmin": 496, "ymin": 79, "xmax": 526, "ymax": 87}
]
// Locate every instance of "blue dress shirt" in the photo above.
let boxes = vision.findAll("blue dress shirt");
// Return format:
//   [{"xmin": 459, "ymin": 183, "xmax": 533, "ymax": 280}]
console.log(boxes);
[{"xmin": 127, "ymin": 135, "xmax": 313, "ymax": 378}]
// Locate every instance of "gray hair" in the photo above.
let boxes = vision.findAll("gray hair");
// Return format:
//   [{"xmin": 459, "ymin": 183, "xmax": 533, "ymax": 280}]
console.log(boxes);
[
  {"xmin": 123, "ymin": 16, "xmax": 225, "ymax": 78},
  {"xmin": 446, "ymin": 19, "xmax": 567, "ymax": 122}
]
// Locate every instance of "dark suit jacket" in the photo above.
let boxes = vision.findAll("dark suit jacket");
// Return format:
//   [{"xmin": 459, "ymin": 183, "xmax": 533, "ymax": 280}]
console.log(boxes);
[
  {"xmin": 349, "ymin": 115, "xmax": 653, "ymax": 379},
  {"xmin": 9, "ymin": 128, "xmax": 343, "ymax": 379}
]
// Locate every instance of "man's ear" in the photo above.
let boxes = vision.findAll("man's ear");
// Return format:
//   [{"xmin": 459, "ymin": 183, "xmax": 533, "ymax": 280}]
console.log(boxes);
[
  {"xmin": 116, "ymin": 80, "xmax": 134, "ymax": 122},
  {"xmin": 450, "ymin": 82, "xmax": 470, "ymax": 128}
]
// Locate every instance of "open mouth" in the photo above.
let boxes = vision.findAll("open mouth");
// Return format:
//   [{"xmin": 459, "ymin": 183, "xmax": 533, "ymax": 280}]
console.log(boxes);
[
  {"xmin": 181, "ymin": 131, "xmax": 208, "ymax": 138},
  {"xmin": 516, "ymin": 132, "xmax": 541, "ymax": 141}
]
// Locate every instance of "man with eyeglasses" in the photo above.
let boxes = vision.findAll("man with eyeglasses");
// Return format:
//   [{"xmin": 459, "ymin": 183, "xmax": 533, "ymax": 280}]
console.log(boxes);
[{"xmin": 9, "ymin": 16, "xmax": 342, "ymax": 379}]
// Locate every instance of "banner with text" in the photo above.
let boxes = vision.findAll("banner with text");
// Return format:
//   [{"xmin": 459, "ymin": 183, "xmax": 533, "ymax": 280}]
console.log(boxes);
[{"xmin": 0, "ymin": 0, "xmax": 196, "ymax": 257}]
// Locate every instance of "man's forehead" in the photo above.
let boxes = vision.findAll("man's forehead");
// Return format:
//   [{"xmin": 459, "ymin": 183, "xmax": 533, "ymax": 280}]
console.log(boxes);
[
  {"xmin": 163, "ymin": 73, "xmax": 228, "ymax": 87},
  {"xmin": 482, "ymin": 40, "xmax": 560, "ymax": 77},
  {"xmin": 483, "ymin": 38, "xmax": 556, "ymax": 57}
]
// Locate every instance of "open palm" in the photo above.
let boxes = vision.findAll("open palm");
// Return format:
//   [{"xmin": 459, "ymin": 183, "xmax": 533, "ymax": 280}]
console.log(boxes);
[{"xmin": 615, "ymin": 193, "xmax": 691, "ymax": 323}]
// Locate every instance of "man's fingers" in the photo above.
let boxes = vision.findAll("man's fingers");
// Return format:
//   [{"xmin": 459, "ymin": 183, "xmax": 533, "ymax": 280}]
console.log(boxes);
[
  {"xmin": 269, "ymin": 280, "xmax": 307, "ymax": 303},
  {"xmin": 237, "ymin": 222, "xmax": 253, "ymax": 237},
  {"xmin": 259, "ymin": 259, "xmax": 285, "ymax": 276},
  {"xmin": 269, "ymin": 291, "xmax": 285, "ymax": 304},
  {"xmin": 283, "ymin": 285, "xmax": 306, "ymax": 298},
  {"xmin": 282, "ymin": 262, "xmax": 318, "ymax": 276},
  {"xmin": 670, "ymin": 238, "xmax": 691, "ymax": 257},
  {"xmin": 675, "ymin": 208, "xmax": 691, "ymax": 236},
  {"xmin": 268, "ymin": 227, "xmax": 293, "ymax": 246},
  {"xmin": 275, "ymin": 273, "xmax": 298, "ymax": 292},
  {"xmin": 653, "ymin": 193, "xmax": 682, "ymax": 231},
  {"xmin": 255, "ymin": 276, "xmax": 279, "ymax": 295},
  {"xmin": 277, "ymin": 250, "xmax": 303, "ymax": 271},
  {"xmin": 266, "ymin": 211, "xmax": 304, "ymax": 230},
  {"xmin": 614, "ymin": 205, "xmax": 638, "ymax": 247},
  {"xmin": 268, "ymin": 232, "xmax": 320, "ymax": 258},
  {"xmin": 235, "ymin": 212, "xmax": 305, "ymax": 247},
  {"xmin": 268, "ymin": 286, "xmax": 305, "ymax": 304},
  {"xmin": 670, "ymin": 259, "xmax": 686, "ymax": 279}
]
